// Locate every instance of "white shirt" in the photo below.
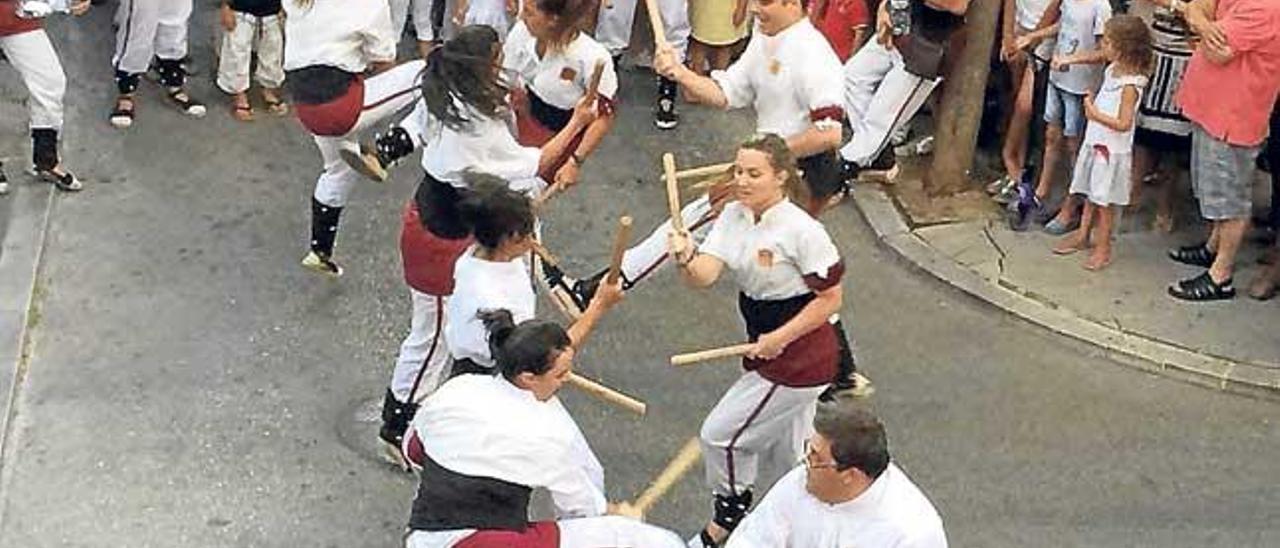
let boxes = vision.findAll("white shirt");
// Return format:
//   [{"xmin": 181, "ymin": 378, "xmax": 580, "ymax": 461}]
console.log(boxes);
[
  {"xmin": 711, "ymin": 19, "xmax": 845, "ymax": 139},
  {"xmin": 502, "ymin": 21, "xmax": 619, "ymax": 110},
  {"xmin": 398, "ymin": 98, "xmax": 545, "ymax": 195},
  {"xmin": 407, "ymin": 375, "xmax": 608, "ymax": 546},
  {"xmin": 444, "ymin": 248, "xmax": 537, "ymax": 367},
  {"xmin": 1016, "ymin": 0, "xmax": 1055, "ymax": 30},
  {"xmin": 727, "ymin": 464, "xmax": 948, "ymax": 548},
  {"xmin": 283, "ymin": 0, "xmax": 396, "ymax": 72},
  {"xmin": 1049, "ymin": 0, "xmax": 1112, "ymax": 94},
  {"xmin": 1082, "ymin": 65, "xmax": 1147, "ymax": 154},
  {"xmin": 700, "ymin": 200, "xmax": 842, "ymax": 301}
]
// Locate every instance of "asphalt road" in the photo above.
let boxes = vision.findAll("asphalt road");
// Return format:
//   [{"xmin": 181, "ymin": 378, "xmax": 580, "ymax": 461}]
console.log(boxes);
[{"xmin": 0, "ymin": 4, "xmax": 1277, "ymax": 548}]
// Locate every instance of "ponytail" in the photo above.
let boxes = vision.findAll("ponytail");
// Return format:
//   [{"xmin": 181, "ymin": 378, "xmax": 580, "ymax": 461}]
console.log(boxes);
[
  {"xmin": 454, "ymin": 172, "xmax": 535, "ymax": 250},
  {"xmin": 478, "ymin": 311, "xmax": 572, "ymax": 381},
  {"xmin": 421, "ymin": 25, "xmax": 507, "ymax": 130}
]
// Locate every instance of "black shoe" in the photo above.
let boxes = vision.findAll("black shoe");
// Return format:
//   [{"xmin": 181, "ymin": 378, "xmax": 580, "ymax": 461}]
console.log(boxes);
[
  {"xmin": 857, "ymin": 147, "xmax": 899, "ymax": 183},
  {"xmin": 378, "ymin": 389, "xmax": 419, "ymax": 470},
  {"xmin": 571, "ymin": 269, "xmax": 607, "ymax": 309},
  {"xmin": 1168, "ymin": 243, "xmax": 1216, "ymax": 268},
  {"xmin": 655, "ymin": 77, "xmax": 678, "ymax": 130},
  {"xmin": 1168, "ymin": 271, "xmax": 1235, "ymax": 301}
]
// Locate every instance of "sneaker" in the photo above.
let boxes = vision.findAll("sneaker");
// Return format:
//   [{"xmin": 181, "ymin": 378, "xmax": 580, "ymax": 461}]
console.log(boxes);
[
  {"xmin": 819, "ymin": 372, "xmax": 875, "ymax": 401},
  {"xmin": 301, "ymin": 251, "xmax": 343, "ymax": 277},
  {"xmin": 857, "ymin": 148, "xmax": 899, "ymax": 184},
  {"xmin": 985, "ymin": 174, "xmax": 1014, "ymax": 195},
  {"xmin": 35, "ymin": 165, "xmax": 83, "ymax": 192},
  {"xmin": 992, "ymin": 179, "xmax": 1020, "ymax": 205},
  {"xmin": 570, "ymin": 269, "xmax": 607, "ymax": 309},
  {"xmin": 655, "ymin": 95, "xmax": 678, "ymax": 130},
  {"xmin": 165, "ymin": 87, "xmax": 206, "ymax": 118}
]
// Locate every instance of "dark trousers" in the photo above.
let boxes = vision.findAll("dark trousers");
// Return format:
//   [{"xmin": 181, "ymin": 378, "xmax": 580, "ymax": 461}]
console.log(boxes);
[{"xmin": 1268, "ymin": 104, "xmax": 1279, "ymax": 230}]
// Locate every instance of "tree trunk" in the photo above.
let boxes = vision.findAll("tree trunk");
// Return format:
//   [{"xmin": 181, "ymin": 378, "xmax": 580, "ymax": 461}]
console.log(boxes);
[{"xmin": 925, "ymin": 0, "xmax": 1003, "ymax": 197}]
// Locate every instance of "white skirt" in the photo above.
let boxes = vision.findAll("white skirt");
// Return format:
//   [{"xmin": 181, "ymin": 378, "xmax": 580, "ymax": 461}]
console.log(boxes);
[{"xmin": 1069, "ymin": 144, "xmax": 1133, "ymax": 206}]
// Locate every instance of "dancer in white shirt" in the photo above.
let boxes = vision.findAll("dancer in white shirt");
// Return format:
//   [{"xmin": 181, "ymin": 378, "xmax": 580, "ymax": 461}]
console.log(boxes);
[
  {"xmin": 726, "ymin": 401, "xmax": 948, "ymax": 548},
  {"xmin": 283, "ymin": 0, "xmax": 426, "ymax": 277},
  {"xmin": 668, "ymin": 134, "xmax": 848, "ymax": 547},
  {"xmin": 400, "ymin": 281, "xmax": 683, "ymax": 547}
]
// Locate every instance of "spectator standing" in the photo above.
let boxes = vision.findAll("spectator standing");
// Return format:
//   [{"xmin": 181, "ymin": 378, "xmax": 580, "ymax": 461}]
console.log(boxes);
[
  {"xmin": 0, "ymin": 0, "xmax": 90, "ymax": 194},
  {"xmin": 1051, "ymin": 15, "xmax": 1152, "ymax": 271},
  {"xmin": 689, "ymin": 0, "xmax": 751, "ymax": 75},
  {"xmin": 809, "ymin": 0, "xmax": 872, "ymax": 63},
  {"xmin": 389, "ymin": 0, "xmax": 453, "ymax": 57},
  {"xmin": 1166, "ymin": 0, "xmax": 1280, "ymax": 301},
  {"xmin": 1017, "ymin": 0, "xmax": 1113, "ymax": 234},
  {"xmin": 217, "ymin": 0, "xmax": 287, "ymax": 122},
  {"xmin": 1246, "ymin": 100, "xmax": 1280, "ymax": 300},
  {"xmin": 988, "ymin": 0, "xmax": 1056, "ymax": 201},
  {"xmin": 1127, "ymin": 0, "xmax": 1193, "ymax": 233}
]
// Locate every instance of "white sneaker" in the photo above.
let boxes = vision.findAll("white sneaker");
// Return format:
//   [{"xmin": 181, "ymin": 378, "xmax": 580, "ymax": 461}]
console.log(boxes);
[
  {"xmin": 301, "ymin": 251, "xmax": 343, "ymax": 277},
  {"xmin": 0, "ymin": 181, "xmax": 8, "ymax": 196}
]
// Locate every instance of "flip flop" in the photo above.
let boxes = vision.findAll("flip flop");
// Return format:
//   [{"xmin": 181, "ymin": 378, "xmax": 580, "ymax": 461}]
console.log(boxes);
[
  {"xmin": 231, "ymin": 99, "xmax": 255, "ymax": 122},
  {"xmin": 262, "ymin": 95, "xmax": 289, "ymax": 116}
]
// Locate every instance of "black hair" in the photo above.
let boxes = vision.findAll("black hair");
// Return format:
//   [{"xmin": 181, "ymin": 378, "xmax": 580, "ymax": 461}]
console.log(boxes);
[
  {"xmin": 454, "ymin": 172, "xmax": 536, "ymax": 250},
  {"xmin": 813, "ymin": 401, "xmax": 890, "ymax": 479},
  {"xmin": 421, "ymin": 25, "xmax": 508, "ymax": 130},
  {"xmin": 478, "ymin": 310, "xmax": 572, "ymax": 381},
  {"xmin": 531, "ymin": 0, "xmax": 591, "ymax": 53}
]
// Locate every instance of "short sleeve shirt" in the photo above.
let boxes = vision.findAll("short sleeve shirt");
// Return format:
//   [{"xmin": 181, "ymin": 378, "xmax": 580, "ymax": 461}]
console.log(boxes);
[
  {"xmin": 444, "ymin": 249, "xmax": 537, "ymax": 367},
  {"xmin": 700, "ymin": 200, "xmax": 843, "ymax": 301},
  {"xmin": 711, "ymin": 19, "xmax": 846, "ymax": 138},
  {"xmin": 1049, "ymin": 0, "xmax": 1112, "ymax": 94},
  {"xmin": 502, "ymin": 21, "xmax": 619, "ymax": 110}
]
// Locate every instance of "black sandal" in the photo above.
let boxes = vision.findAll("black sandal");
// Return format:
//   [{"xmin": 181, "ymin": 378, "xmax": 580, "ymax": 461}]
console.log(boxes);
[
  {"xmin": 110, "ymin": 96, "xmax": 135, "ymax": 129},
  {"xmin": 1168, "ymin": 271, "xmax": 1235, "ymax": 301},
  {"xmin": 166, "ymin": 88, "xmax": 207, "ymax": 118},
  {"xmin": 1168, "ymin": 243, "xmax": 1216, "ymax": 268}
]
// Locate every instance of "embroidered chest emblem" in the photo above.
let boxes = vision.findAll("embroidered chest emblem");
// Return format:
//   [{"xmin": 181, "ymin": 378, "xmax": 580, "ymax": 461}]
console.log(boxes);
[
  {"xmin": 768, "ymin": 58, "xmax": 782, "ymax": 75},
  {"xmin": 559, "ymin": 66, "xmax": 577, "ymax": 81},
  {"xmin": 757, "ymin": 248, "xmax": 775, "ymax": 267}
]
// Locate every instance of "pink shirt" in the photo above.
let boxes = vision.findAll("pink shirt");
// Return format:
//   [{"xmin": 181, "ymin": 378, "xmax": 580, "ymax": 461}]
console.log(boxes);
[{"xmin": 1175, "ymin": 0, "xmax": 1280, "ymax": 147}]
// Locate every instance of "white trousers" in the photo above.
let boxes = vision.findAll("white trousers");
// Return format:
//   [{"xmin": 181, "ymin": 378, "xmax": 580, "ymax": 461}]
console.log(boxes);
[
  {"xmin": 215, "ymin": 13, "xmax": 285, "ymax": 94},
  {"xmin": 404, "ymin": 516, "xmax": 686, "ymax": 548},
  {"xmin": 312, "ymin": 60, "xmax": 425, "ymax": 207},
  {"xmin": 595, "ymin": 0, "xmax": 690, "ymax": 62},
  {"xmin": 112, "ymin": 0, "xmax": 193, "ymax": 74},
  {"xmin": 700, "ymin": 372, "xmax": 825, "ymax": 496},
  {"xmin": 839, "ymin": 40, "xmax": 939, "ymax": 166},
  {"xmin": 619, "ymin": 194, "xmax": 713, "ymax": 284},
  {"xmin": 389, "ymin": 289, "xmax": 452, "ymax": 403},
  {"xmin": 388, "ymin": 0, "xmax": 456, "ymax": 43},
  {"xmin": 0, "ymin": 29, "xmax": 66, "ymax": 130}
]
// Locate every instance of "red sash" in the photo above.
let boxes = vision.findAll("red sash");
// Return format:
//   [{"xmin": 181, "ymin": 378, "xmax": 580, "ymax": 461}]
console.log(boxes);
[{"xmin": 294, "ymin": 76, "xmax": 365, "ymax": 137}]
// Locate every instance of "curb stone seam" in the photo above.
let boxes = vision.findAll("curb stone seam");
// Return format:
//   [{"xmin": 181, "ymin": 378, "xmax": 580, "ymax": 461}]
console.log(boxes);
[{"xmin": 851, "ymin": 186, "xmax": 1279, "ymax": 401}]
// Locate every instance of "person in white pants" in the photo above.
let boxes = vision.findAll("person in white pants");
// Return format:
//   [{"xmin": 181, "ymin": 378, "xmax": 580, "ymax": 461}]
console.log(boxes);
[
  {"xmin": 110, "ymin": 0, "xmax": 206, "ymax": 129},
  {"xmin": 594, "ymin": 0, "xmax": 690, "ymax": 129},
  {"xmin": 838, "ymin": 0, "xmax": 969, "ymax": 182},
  {"xmin": 0, "ymin": 0, "xmax": 89, "ymax": 193},
  {"xmin": 216, "ymin": 0, "xmax": 288, "ymax": 121},
  {"xmin": 668, "ymin": 135, "xmax": 847, "ymax": 548},
  {"xmin": 282, "ymin": 0, "xmax": 425, "ymax": 277},
  {"xmin": 388, "ymin": 0, "xmax": 456, "ymax": 57}
]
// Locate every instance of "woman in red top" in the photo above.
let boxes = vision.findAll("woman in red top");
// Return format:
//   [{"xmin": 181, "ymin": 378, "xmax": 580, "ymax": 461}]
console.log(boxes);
[
  {"xmin": 808, "ymin": 0, "xmax": 871, "ymax": 62},
  {"xmin": 0, "ymin": 0, "xmax": 91, "ymax": 194}
]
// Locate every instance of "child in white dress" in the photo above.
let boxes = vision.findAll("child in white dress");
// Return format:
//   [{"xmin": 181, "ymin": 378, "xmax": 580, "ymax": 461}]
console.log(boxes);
[{"xmin": 1052, "ymin": 15, "xmax": 1153, "ymax": 271}]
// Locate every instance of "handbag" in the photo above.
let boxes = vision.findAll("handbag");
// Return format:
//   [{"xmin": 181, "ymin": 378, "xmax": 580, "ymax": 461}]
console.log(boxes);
[{"xmin": 895, "ymin": 33, "xmax": 947, "ymax": 80}]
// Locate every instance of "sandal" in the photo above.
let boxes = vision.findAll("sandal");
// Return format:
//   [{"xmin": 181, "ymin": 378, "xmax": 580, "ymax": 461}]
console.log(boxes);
[
  {"xmin": 166, "ymin": 87, "xmax": 207, "ymax": 118},
  {"xmin": 261, "ymin": 90, "xmax": 289, "ymax": 116},
  {"xmin": 1168, "ymin": 243, "xmax": 1215, "ymax": 268},
  {"xmin": 1168, "ymin": 271, "xmax": 1235, "ymax": 301},
  {"xmin": 110, "ymin": 95, "xmax": 136, "ymax": 129},
  {"xmin": 231, "ymin": 95, "xmax": 255, "ymax": 122}
]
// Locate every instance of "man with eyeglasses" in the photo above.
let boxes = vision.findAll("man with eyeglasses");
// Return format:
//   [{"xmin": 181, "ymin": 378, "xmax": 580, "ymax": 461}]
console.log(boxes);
[{"xmin": 723, "ymin": 402, "xmax": 947, "ymax": 548}]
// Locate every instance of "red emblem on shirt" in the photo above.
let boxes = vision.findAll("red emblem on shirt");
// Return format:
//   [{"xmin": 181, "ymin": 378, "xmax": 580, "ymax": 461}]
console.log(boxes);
[
  {"xmin": 559, "ymin": 66, "xmax": 577, "ymax": 81},
  {"xmin": 757, "ymin": 248, "xmax": 775, "ymax": 267}
]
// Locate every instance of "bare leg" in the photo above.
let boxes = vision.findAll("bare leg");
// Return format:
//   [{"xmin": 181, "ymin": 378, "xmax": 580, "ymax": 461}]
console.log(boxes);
[
  {"xmin": 1084, "ymin": 204, "xmax": 1114, "ymax": 270},
  {"xmin": 1051, "ymin": 137, "xmax": 1083, "ymax": 224},
  {"xmin": 1208, "ymin": 218, "xmax": 1248, "ymax": 283},
  {"xmin": 688, "ymin": 40, "xmax": 710, "ymax": 77},
  {"xmin": 710, "ymin": 44, "xmax": 733, "ymax": 71},
  {"xmin": 1001, "ymin": 61, "xmax": 1033, "ymax": 178},
  {"xmin": 1035, "ymin": 125, "xmax": 1064, "ymax": 200},
  {"xmin": 1054, "ymin": 201, "xmax": 1095, "ymax": 254}
]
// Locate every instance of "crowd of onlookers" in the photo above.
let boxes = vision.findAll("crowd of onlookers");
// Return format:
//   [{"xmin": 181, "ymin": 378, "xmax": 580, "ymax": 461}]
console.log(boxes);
[{"xmin": 3, "ymin": 0, "xmax": 1278, "ymax": 301}]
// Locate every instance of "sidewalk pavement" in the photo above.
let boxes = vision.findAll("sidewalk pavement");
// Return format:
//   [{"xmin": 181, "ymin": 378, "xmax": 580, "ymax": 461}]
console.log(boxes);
[{"xmin": 853, "ymin": 174, "xmax": 1280, "ymax": 398}]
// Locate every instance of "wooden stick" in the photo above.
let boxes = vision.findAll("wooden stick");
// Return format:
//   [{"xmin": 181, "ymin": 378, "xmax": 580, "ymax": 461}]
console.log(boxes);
[
  {"xmin": 631, "ymin": 438, "xmax": 702, "ymax": 516},
  {"xmin": 644, "ymin": 0, "xmax": 668, "ymax": 47},
  {"xmin": 670, "ymin": 343, "xmax": 755, "ymax": 366},
  {"xmin": 671, "ymin": 162, "xmax": 734, "ymax": 182},
  {"xmin": 605, "ymin": 216, "xmax": 633, "ymax": 284},
  {"xmin": 663, "ymin": 153, "xmax": 683, "ymax": 233},
  {"xmin": 531, "ymin": 242, "xmax": 584, "ymax": 322},
  {"xmin": 566, "ymin": 373, "xmax": 647, "ymax": 416}
]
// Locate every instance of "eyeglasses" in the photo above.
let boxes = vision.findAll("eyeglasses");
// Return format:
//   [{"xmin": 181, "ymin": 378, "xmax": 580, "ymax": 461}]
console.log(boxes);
[{"xmin": 802, "ymin": 439, "xmax": 840, "ymax": 470}]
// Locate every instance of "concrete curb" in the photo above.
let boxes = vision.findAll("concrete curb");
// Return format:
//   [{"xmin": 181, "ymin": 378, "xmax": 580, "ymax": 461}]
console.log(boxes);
[
  {"xmin": 0, "ymin": 183, "xmax": 54, "ymax": 465},
  {"xmin": 852, "ymin": 186, "xmax": 1280, "ymax": 401}
]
